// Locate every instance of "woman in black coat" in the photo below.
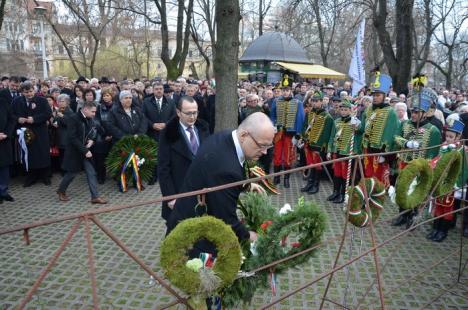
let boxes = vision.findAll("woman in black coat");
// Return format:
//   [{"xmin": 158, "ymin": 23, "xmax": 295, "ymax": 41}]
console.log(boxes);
[
  {"xmin": 92, "ymin": 87, "xmax": 115, "ymax": 183},
  {"xmin": 107, "ymin": 90, "xmax": 148, "ymax": 142},
  {"xmin": 55, "ymin": 94, "xmax": 74, "ymax": 172}
]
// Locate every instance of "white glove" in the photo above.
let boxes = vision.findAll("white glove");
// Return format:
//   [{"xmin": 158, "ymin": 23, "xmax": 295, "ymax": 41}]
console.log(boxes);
[
  {"xmin": 326, "ymin": 152, "xmax": 331, "ymax": 160},
  {"xmin": 350, "ymin": 117, "xmax": 361, "ymax": 127},
  {"xmin": 454, "ymin": 189, "xmax": 463, "ymax": 199},
  {"xmin": 406, "ymin": 140, "xmax": 420, "ymax": 149},
  {"xmin": 297, "ymin": 139, "xmax": 304, "ymax": 149},
  {"xmin": 378, "ymin": 156, "xmax": 386, "ymax": 163},
  {"xmin": 292, "ymin": 137, "xmax": 298, "ymax": 146}
]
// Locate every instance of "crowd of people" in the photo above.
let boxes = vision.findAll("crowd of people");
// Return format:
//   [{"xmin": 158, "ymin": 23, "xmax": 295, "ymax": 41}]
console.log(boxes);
[{"xmin": 0, "ymin": 72, "xmax": 467, "ymax": 244}]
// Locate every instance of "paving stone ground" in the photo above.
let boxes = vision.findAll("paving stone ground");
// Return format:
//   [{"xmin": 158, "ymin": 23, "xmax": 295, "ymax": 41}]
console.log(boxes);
[{"xmin": 0, "ymin": 172, "xmax": 467, "ymax": 309}]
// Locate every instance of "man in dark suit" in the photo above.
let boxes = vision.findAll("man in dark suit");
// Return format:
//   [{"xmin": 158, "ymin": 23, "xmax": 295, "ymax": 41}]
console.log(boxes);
[
  {"xmin": 0, "ymin": 76, "xmax": 21, "ymax": 104},
  {"xmin": 57, "ymin": 101, "xmax": 107, "ymax": 204},
  {"xmin": 0, "ymin": 97, "xmax": 16, "ymax": 203},
  {"xmin": 166, "ymin": 112, "xmax": 276, "ymax": 255},
  {"xmin": 13, "ymin": 82, "xmax": 52, "ymax": 187},
  {"xmin": 158, "ymin": 96, "xmax": 210, "ymax": 223},
  {"xmin": 142, "ymin": 82, "xmax": 176, "ymax": 184}
]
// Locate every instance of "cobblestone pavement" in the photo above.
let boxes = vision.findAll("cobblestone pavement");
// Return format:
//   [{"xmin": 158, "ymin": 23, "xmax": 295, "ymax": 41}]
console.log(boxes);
[{"xmin": 0, "ymin": 171, "xmax": 467, "ymax": 309}]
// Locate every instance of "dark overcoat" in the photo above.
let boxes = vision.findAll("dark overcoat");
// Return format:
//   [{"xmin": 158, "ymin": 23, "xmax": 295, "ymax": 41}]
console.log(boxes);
[
  {"xmin": 106, "ymin": 104, "xmax": 148, "ymax": 142},
  {"xmin": 157, "ymin": 116, "xmax": 210, "ymax": 220},
  {"xmin": 62, "ymin": 112, "xmax": 96, "ymax": 173},
  {"xmin": 12, "ymin": 95, "xmax": 52, "ymax": 170},
  {"xmin": 141, "ymin": 96, "xmax": 175, "ymax": 141},
  {"xmin": 166, "ymin": 130, "xmax": 250, "ymax": 255},
  {"xmin": 0, "ymin": 97, "xmax": 16, "ymax": 167}
]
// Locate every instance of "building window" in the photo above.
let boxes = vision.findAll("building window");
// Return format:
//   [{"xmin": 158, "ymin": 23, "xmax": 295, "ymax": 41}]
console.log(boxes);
[
  {"xmin": 58, "ymin": 45, "xmax": 64, "ymax": 54},
  {"xmin": 189, "ymin": 50, "xmax": 193, "ymax": 58}
]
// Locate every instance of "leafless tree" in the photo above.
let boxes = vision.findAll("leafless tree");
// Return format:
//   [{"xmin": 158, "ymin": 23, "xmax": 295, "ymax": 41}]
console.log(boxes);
[
  {"xmin": 0, "ymin": 0, "xmax": 6, "ymax": 32},
  {"xmin": 214, "ymin": 0, "xmax": 240, "ymax": 131},
  {"xmin": 426, "ymin": 0, "xmax": 467, "ymax": 89}
]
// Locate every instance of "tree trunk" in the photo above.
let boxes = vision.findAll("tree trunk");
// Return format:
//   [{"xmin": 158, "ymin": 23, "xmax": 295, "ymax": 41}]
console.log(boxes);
[
  {"xmin": 214, "ymin": 0, "xmax": 240, "ymax": 131},
  {"xmin": 373, "ymin": 0, "xmax": 414, "ymax": 95},
  {"xmin": 0, "ymin": 0, "xmax": 6, "ymax": 32},
  {"xmin": 259, "ymin": 0, "xmax": 263, "ymax": 36}
]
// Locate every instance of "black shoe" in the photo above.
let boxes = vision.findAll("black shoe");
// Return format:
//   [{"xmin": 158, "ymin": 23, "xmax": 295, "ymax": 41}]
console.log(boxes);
[
  {"xmin": 406, "ymin": 216, "xmax": 415, "ymax": 230},
  {"xmin": 327, "ymin": 191, "xmax": 339, "ymax": 201},
  {"xmin": 392, "ymin": 215, "xmax": 407, "ymax": 226},
  {"xmin": 0, "ymin": 197, "xmax": 3, "ymax": 204},
  {"xmin": 426, "ymin": 229, "xmax": 438, "ymax": 240},
  {"xmin": 333, "ymin": 194, "xmax": 344, "ymax": 204},
  {"xmin": 463, "ymin": 227, "xmax": 468, "ymax": 238},
  {"xmin": 301, "ymin": 180, "xmax": 314, "ymax": 192},
  {"xmin": 148, "ymin": 179, "xmax": 155, "ymax": 185},
  {"xmin": 308, "ymin": 181, "xmax": 319, "ymax": 194},
  {"xmin": 432, "ymin": 231, "xmax": 447, "ymax": 242},
  {"xmin": 23, "ymin": 178, "xmax": 37, "ymax": 187},
  {"xmin": 283, "ymin": 175, "xmax": 290, "ymax": 188},
  {"xmin": 42, "ymin": 178, "xmax": 51, "ymax": 186},
  {"xmin": 98, "ymin": 178, "xmax": 105, "ymax": 185},
  {"xmin": 1, "ymin": 193, "xmax": 14, "ymax": 202}
]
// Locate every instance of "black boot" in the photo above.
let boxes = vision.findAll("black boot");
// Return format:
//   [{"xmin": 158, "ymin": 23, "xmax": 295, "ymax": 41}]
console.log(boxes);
[
  {"xmin": 327, "ymin": 177, "xmax": 340, "ymax": 201},
  {"xmin": 273, "ymin": 166, "xmax": 281, "ymax": 185},
  {"xmin": 301, "ymin": 172, "xmax": 314, "ymax": 192},
  {"xmin": 283, "ymin": 174, "xmax": 290, "ymax": 188},
  {"xmin": 308, "ymin": 170, "xmax": 320, "ymax": 194},
  {"xmin": 426, "ymin": 219, "xmax": 439, "ymax": 240},
  {"xmin": 333, "ymin": 178, "xmax": 346, "ymax": 203},
  {"xmin": 406, "ymin": 209, "xmax": 418, "ymax": 230},
  {"xmin": 392, "ymin": 207, "xmax": 408, "ymax": 226},
  {"xmin": 433, "ymin": 219, "xmax": 448, "ymax": 242}
]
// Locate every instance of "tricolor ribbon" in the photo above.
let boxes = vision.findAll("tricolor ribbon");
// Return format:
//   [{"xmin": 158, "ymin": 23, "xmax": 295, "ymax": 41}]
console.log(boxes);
[
  {"xmin": 269, "ymin": 272, "xmax": 277, "ymax": 296},
  {"xmin": 16, "ymin": 128, "xmax": 29, "ymax": 171},
  {"xmin": 352, "ymin": 178, "xmax": 385, "ymax": 227},
  {"xmin": 119, "ymin": 151, "xmax": 143, "ymax": 192}
]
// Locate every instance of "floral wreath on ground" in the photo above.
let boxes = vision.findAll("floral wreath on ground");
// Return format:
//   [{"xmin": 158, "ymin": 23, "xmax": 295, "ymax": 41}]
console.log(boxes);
[
  {"xmin": 395, "ymin": 158, "xmax": 433, "ymax": 210},
  {"xmin": 160, "ymin": 216, "xmax": 242, "ymax": 308},
  {"xmin": 347, "ymin": 177, "xmax": 386, "ymax": 228},
  {"xmin": 105, "ymin": 134, "xmax": 157, "ymax": 191},
  {"xmin": 221, "ymin": 193, "xmax": 327, "ymax": 308}
]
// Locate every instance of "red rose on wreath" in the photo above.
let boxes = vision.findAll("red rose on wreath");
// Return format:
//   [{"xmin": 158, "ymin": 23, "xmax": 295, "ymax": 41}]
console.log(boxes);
[
  {"xmin": 135, "ymin": 147, "xmax": 141, "ymax": 153},
  {"xmin": 120, "ymin": 151, "xmax": 128, "ymax": 158},
  {"xmin": 260, "ymin": 220, "xmax": 273, "ymax": 232},
  {"xmin": 291, "ymin": 242, "xmax": 301, "ymax": 248}
]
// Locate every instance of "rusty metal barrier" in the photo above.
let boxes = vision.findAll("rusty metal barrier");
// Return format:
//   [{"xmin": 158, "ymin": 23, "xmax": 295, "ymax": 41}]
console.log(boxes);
[{"xmin": 1, "ymin": 142, "xmax": 467, "ymax": 309}]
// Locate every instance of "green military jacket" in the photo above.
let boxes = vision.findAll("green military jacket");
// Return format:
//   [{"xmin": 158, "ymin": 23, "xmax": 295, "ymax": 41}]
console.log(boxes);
[
  {"xmin": 359, "ymin": 104, "xmax": 399, "ymax": 152},
  {"xmin": 328, "ymin": 116, "xmax": 359, "ymax": 155},
  {"xmin": 394, "ymin": 120, "xmax": 441, "ymax": 162},
  {"xmin": 302, "ymin": 108, "xmax": 335, "ymax": 151}
]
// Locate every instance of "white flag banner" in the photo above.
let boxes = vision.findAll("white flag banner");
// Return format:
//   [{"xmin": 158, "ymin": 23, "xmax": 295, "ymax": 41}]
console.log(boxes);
[{"xmin": 349, "ymin": 18, "xmax": 366, "ymax": 97}]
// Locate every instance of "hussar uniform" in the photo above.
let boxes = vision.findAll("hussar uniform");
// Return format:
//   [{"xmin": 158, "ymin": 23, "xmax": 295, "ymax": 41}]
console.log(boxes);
[
  {"xmin": 327, "ymin": 99, "xmax": 360, "ymax": 203},
  {"xmin": 360, "ymin": 73, "xmax": 399, "ymax": 187},
  {"xmin": 270, "ymin": 92, "xmax": 304, "ymax": 188},
  {"xmin": 300, "ymin": 91, "xmax": 334, "ymax": 194}
]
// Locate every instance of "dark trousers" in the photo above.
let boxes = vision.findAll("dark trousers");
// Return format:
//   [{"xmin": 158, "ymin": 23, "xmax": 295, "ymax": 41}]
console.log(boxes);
[
  {"xmin": 258, "ymin": 148, "xmax": 274, "ymax": 173},
  {"xmin": 93, "ymin": 152, "xmax": 107, "ymax": 182},
  {"xmin": 25, "ymin": 167, "xmax": 50, "ymax": 183},
  {"xmin": 0, "ymin": 166, "xmax": 9, "ymax": 195},
  {"xmin": 58, "ymin": 159, "xmax": 99, "ymax": 199}
]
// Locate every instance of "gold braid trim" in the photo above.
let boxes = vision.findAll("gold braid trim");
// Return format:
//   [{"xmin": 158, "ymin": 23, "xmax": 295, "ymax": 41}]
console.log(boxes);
[
  {"xmin": 398, "ymin": 123, "xmax": 432, "ymax": 162},
  {"xmin": 335, "ymin": 120, "xmax": 353, "ymax": 153},
  {"xmin": 364, "ymin": 108, "xmax": 389, "ymax": 147},
  {"xmin": 306, "ymin": 111, "xmax": 326, "ymax": 144},
  {"xmin": 276, "ymin": 99, "xmax": 298, "ymax": 128}
]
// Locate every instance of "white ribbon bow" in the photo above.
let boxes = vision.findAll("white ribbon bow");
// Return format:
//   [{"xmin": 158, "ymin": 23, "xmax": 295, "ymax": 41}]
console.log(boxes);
[{"xmin": 16, "ymin": 128, "xmax": 29, "ymax": 171}]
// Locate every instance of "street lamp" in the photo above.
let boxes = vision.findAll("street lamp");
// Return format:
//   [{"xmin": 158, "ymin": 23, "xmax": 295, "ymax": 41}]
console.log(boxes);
[{"xmin": 34, "ymin": 0, "xmax": 53, "ymax": 79}]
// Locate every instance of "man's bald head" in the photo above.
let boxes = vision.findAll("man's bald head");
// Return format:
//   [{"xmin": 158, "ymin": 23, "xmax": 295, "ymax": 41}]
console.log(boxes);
[{"xmin": 238, "ymin": 112, "xmax": 275, "ymax": 161}]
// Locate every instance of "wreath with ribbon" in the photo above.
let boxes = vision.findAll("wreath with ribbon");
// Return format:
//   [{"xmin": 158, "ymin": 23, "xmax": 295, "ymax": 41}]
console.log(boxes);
[
  {"xmin": 106, "ymin": 134, "xmax": 157, "ymax": 191},
  {"xmin": 221, "ymin": 194, "xmax": 327, "ymax": 307},
  {"xmin": 431, "ymin": 149, "xmax": 462, "ymax": 196},
  {"xmin": 160, "ymin": 216, "xmax": 242, "ymax": 306},
  {"xmin": 395, "ymin": 158, "xmax": 433, "ymax": 209},
  {"xmin": 347, "ymin": 178, "xmax": 386, "ymax": 228}
]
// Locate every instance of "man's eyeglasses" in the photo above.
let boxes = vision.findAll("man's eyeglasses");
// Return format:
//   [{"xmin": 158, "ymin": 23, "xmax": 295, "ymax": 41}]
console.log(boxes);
[
  {"xmin": 180, "ymin": 111, "xmax": 198, "ymax": 117},
  {"xmin": 247, "ymin": 132, "xmax": 273, "ymax": 150}
]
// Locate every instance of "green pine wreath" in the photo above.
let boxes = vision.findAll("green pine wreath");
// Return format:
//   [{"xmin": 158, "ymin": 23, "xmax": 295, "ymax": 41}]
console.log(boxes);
[
  {"xmin": 160, "ymin": 216, "xmax": 242, "ymax": 296},
  {"xmin": 348, "ymin": 178, "xmax": 386, "ymax": 228},
  {"xmin": 431, "ymin": 150, "xmax": 462, "ymax": 196},
  {"xmin": 106, "ymin": 134, "xmax": 157, "ymax": 183},
  {"xmin": 395, "ymin": 158, "xmax": 433, "ymax": 209},
  {"xmin": 221, "ymin": 195, "xmax": 327, "ymax": 307}
]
